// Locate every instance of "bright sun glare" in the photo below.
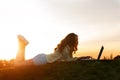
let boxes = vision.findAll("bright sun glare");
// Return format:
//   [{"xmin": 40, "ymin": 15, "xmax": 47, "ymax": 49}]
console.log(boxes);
[{"xmin": 0, "ymin": 27, "xmax": 76, "ymax": 60}]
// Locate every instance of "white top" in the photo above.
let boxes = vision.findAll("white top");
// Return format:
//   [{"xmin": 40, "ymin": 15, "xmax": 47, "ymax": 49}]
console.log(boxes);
[{"xmin": 46, "ymin": 45, "xmax": 77, "ymax": 63}]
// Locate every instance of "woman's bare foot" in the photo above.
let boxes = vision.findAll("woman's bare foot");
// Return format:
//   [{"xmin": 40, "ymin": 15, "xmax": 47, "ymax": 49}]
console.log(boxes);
[{"xmin": 17, "ymin": 35, "xmax": 29, "ymax": 45}]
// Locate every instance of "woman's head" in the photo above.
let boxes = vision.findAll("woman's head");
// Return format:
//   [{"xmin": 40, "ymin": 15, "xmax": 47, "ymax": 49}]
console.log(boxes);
[{"xmin": 55, "ymin": 33, "xmax": 78, "ymax": 53}]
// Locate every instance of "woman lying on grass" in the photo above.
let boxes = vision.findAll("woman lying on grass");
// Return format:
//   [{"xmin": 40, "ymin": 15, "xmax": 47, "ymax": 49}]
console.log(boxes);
[{"xmin": 14, "ymin": 33, "xmax": 81, "ymax": 66}]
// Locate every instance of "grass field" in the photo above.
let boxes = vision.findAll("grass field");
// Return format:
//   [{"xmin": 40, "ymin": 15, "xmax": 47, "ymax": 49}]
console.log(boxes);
[{"xmin": 0, "ymin": 60, "xmax": 120, "ymax": 80}]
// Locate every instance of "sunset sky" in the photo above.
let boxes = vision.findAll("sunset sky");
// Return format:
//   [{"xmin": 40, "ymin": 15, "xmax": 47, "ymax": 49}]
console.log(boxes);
[{"xmin": 0, "ymin": 0, "xmax": 120, "ymax": 60}]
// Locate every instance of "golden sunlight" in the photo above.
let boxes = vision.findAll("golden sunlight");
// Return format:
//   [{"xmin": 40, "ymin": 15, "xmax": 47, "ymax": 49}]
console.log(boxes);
[
  {"xmin": 0, "ymin": 0, "xmax": 120, "ymax": 60},
  {"xmin": 0, "ymin": 35, "xmax": 18, "ymax": 60}
]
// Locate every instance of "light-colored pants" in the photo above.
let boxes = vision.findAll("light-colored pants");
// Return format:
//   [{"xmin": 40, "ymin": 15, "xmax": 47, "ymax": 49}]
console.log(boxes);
[{"xmin": 33, "ymin": 53, "xmax": 47, "ymax": 65}]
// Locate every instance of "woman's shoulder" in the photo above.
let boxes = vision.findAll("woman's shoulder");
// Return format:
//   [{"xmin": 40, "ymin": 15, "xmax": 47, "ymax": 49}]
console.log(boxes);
[
  {"xmin": 53, "ymin": 45, "xmax": 70, "ymax": 54},
  {"xmin": 62, "ymin": 45, "xmax": 70, "ymax": 54},
  {"xmin": 65, "ymin": 45, "xmax": 70, "ymax": 50}
]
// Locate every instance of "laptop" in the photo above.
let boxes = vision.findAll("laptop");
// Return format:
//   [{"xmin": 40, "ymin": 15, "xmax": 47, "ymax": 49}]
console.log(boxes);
[
  {"xmin": 97, "ymin": 46, "xmax": 104, "ymax": 60},
  {"xmin": 78, "ymin": 45, "xmax": 104, "ymax": 60}
]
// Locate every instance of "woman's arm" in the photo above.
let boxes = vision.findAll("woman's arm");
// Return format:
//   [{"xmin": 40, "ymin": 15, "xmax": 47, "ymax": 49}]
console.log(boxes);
[
  {"xmin": 63, "ymin": 46, "xmax": 78, "ymax": 61},
  {"xmin": 66, "ymin": 56, "xmax": 78, "ymax": 61}
]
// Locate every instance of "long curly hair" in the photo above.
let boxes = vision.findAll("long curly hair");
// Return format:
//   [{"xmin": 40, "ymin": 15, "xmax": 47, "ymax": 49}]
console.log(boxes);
[{"xmin": 55, "ymin": 33, "xmax": 78, "ymax": 55}]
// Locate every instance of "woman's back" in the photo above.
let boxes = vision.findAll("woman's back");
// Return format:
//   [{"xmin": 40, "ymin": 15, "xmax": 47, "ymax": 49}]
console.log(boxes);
[{"xmin": 46, "ymin": 45, "xmax": 70, "ymax": 63}]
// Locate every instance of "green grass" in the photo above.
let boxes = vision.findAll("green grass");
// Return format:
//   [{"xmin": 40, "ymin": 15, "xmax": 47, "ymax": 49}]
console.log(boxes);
[{"xmin": 0, "ymin": 60, "xmax": 120, "ymax": 80}]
